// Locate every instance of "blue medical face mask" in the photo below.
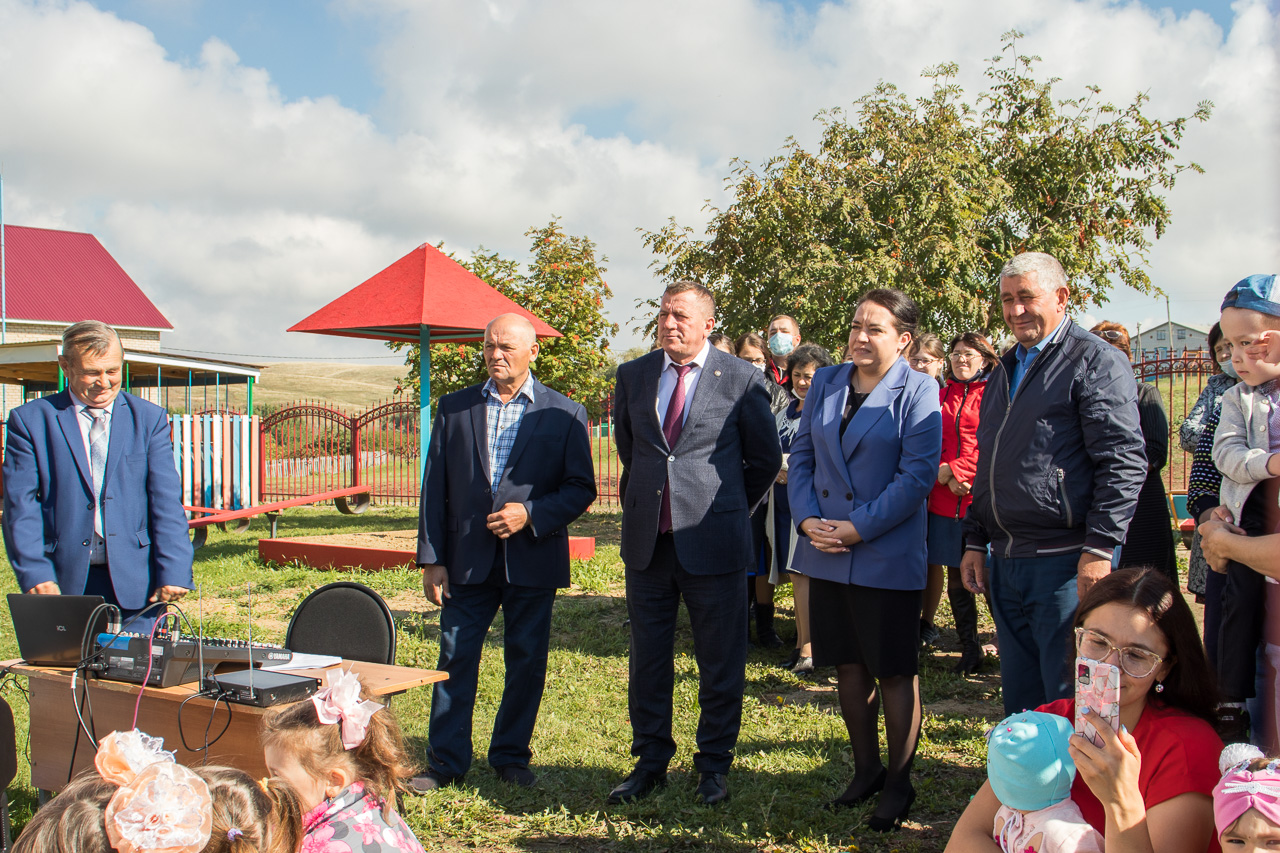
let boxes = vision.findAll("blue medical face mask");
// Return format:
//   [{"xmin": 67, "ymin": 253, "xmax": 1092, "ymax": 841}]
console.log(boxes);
[
  {"xmin": 1220, "ymin": 358, "xmax": 1239, "ymax": 379},
  {"xmin": 768, "ymin": 332, "xmax": 795, "ymax": 357}
]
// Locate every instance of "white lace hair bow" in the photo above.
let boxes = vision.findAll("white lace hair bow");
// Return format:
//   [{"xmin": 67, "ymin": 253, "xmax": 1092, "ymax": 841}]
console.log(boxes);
[{"xmin": 311, "ymin": 668, "xmax": 383, "ymax": 750}]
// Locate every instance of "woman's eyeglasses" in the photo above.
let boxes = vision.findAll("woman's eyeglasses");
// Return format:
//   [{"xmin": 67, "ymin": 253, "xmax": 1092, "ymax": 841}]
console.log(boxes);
[
  {"xmin": 1074, "ymin": 627, "xmax": 1164, "ymax": 678},
  {"xmin": 1095, "ymin": 330, "xmax": 1124, "ymax": 341},
  {"xmin": 908, "ymin": 357, "xmax": 940, "ymax": 368},
  {"xmin": 949, "ymin": 352, "xmax": 981, "ymax": 363}
]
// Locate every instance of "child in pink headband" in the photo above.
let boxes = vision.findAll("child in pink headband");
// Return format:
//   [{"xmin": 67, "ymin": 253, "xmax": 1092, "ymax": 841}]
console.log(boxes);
[
  {"xmin": 1214, "ymin": 743, "xmax": 1280, "ymax": 850},
  {"xmin": 261, "ymin": 669, "xmax": 425, "ymax": 853}
]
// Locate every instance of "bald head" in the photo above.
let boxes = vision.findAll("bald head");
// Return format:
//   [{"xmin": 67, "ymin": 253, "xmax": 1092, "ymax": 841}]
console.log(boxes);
[
  {"xmin": 483, "ymin": 313, "xmax": 540, "ymax": 395},
  {"xmin": 486, "ymin": 313, "xmax": 538, "ymax": 346}
]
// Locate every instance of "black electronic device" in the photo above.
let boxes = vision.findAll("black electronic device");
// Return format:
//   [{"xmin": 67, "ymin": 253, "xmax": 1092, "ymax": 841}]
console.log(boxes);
[
  {"xmin": 7, "ymin": 594, "xmax": 109, "ymax": 666},
  {"xmin": 205, "ymin": 668, "xmax": 319, "ymax": 707},
  {"xmin": 95, "ymin": 631, "xmax": 293, "ymax": 688}
]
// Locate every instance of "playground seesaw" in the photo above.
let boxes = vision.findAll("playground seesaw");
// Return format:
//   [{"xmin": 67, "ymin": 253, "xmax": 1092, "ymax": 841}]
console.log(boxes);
[{"xmin": 186, "ymin": 485, "xmax": 371, "ymax": 548}]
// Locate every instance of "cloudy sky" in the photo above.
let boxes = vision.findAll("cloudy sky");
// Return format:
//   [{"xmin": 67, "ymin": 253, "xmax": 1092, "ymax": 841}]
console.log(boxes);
[{"xmin": 0, "ymin": 0, "xmax": 1275, "ymax": 362}]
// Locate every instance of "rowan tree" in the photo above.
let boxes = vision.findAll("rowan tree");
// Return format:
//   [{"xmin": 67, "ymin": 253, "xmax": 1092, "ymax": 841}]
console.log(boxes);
[{"xmin": 641, "ymin": 33, "xmax": 1212, "ymax": 349}]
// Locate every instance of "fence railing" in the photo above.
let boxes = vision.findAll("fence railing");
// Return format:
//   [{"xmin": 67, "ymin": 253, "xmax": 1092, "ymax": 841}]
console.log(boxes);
[
  {"xmin": 1131, "ymin": 352, "xmax": 1214, "ymax": 495},
  {"xmin": 259, "ymin": 399, "xmax": 420, "ymax": 506}
]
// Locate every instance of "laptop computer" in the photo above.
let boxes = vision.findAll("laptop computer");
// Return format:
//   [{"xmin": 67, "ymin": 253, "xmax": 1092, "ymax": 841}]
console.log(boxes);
[{"xmin": 7, "ymin": 594, "xmax": 109, "ymax": 667}]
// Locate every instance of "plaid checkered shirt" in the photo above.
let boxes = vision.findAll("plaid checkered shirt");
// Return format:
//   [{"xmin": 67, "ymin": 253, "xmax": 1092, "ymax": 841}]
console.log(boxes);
[{"xmin": 483, "ymin": 373, "xmax": 536, "ymax": 492}]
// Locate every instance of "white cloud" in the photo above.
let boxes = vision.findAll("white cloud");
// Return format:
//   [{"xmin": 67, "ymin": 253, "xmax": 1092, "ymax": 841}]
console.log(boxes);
[{"xmin": 0, "ymin": 0, "xmax": 1274, "ymax": 364}]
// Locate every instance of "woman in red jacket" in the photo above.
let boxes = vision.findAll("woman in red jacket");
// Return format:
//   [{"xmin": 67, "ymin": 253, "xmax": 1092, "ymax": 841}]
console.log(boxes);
[{"xmin": 927, "ymin": 331, "xmax": 999, "ymax": 674}]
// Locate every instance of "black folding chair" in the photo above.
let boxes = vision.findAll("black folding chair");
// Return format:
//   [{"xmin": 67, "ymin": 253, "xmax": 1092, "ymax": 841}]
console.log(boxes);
[
  {"xmin": 0, "ymin": 697, "xmax": 18, "ymax": 851},
  {"xmin": 285, "ymin": 582, "xmax": 397, "ymax": 665}
]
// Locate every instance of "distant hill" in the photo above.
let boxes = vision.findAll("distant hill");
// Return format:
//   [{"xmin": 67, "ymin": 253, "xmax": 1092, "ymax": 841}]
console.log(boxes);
[{"xmin": 222, "ymin": 362, "xmax": 408, "ymax": 412}]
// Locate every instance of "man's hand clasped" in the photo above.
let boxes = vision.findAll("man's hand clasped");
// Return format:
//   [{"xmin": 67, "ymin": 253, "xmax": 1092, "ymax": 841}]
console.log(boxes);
[{"xmin": 486, "ymin": 502, "xmax": 529, "ymax": 539}]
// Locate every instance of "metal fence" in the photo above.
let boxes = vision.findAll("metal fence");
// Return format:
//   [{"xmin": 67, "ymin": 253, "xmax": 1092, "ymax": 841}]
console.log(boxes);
[
  {"xmin": 1131, "ymin": 351, "xmax": 1215, "ymax": 494},
  {"xmin": 258, "ymin": 399, "xmax": 419, "ymax": 506}
]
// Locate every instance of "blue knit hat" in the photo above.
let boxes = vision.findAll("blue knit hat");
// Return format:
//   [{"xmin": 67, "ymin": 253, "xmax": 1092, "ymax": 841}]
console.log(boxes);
[
  {"xmin": 986, "ymin": 711, "xmax": 1077, "ymax": 812},
  {"xmin": 1221, "ymin": 274, "xmax": 1280, "ymax": 318}
]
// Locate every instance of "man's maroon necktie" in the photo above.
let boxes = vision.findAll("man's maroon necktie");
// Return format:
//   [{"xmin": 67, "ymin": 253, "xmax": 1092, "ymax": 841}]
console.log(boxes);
[{"xmin": 658, "ymin": 363, "xmax": 693, "ymax": 534}]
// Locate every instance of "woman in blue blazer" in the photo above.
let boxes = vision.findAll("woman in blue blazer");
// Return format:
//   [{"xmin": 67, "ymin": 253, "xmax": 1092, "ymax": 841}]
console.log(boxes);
[{"xmin": 787, "ymin": 288, "xmax": 942, "ymax": 831}]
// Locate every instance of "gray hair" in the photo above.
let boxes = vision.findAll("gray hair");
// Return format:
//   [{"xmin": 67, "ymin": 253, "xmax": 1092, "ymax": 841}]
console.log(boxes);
[
  {"xmin": 1000, "ymin": 252, "xmax": 1068, "ymax": 293},
  {"xmin": 62, "ymin": 321, "xmax": 122, "ymax": 358}
]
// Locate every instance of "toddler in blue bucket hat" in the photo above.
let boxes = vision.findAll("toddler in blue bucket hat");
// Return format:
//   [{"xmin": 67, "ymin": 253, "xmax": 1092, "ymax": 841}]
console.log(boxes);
[
  {"xmin": 988, "ymin": 711, "xmax": 1103, "ymax": 852},
  {"xmin": 1212, "ymin": 273, "xmax": 1280, "ymax": 742}
]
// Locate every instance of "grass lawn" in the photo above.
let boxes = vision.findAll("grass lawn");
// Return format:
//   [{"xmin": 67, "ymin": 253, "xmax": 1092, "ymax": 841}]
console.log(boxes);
[{"xmin": 1, "ymin": 507, "xmax": 1018, "ymax": 851}]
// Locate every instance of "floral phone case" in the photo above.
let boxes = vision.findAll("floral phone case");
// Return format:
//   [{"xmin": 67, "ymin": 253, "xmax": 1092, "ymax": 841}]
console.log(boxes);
[{"xmin": 1074, "ymin": 656, "xmax": 1121, "ymax": 748}]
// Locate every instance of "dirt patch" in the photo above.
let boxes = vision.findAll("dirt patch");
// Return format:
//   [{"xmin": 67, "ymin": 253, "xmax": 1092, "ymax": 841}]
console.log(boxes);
[{"xmin": 277, "ymin": 530, "xmax": 419, "ymax": 549}]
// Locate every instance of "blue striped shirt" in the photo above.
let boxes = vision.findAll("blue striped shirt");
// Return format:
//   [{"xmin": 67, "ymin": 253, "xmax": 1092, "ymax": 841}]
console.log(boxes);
[{"xmin": 483, "ymin": 373, "xmax": 535, "ymax": 492}]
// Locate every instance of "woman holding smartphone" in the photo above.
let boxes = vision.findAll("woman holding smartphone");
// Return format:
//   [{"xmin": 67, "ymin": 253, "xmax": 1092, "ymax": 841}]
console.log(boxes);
[{"xmin": 945, "ymin": 568, "xmax": 1224, "ymax": 853}]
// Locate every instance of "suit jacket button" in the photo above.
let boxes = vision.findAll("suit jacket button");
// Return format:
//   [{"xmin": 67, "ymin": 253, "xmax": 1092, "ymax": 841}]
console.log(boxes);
[
  {"xmin": 845, "ymin": 493, "xmax": 852, "ymax": 500},
  {"xmin": 668, "ymin": 455, "xmax": 675, "ymax": 462},
  {"xmin": 821, "ymin": 489, "xmax": 829, "ymax": 498},
  {"xmin": 87, "ymin": 504, "xmax": 93, "ymax": 510},
  {"xmin": 656, "ymin": 489, "xmax": 662, "ymax": 495},
  {"xmin": 82, "ymin": 540, "xmax": 90, "ymax": 547}
]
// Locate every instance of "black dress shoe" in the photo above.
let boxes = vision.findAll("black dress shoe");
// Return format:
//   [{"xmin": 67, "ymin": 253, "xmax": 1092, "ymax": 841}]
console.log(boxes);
[
  {"xmin": 868, "ymin": 785, "xmax": 916, "ymax": 832},
  {"xmin": 495, "ymin": 764, "xmax": 537, "ymax": 787},
  {"xmin": 695, "ymin": 771, "xmax": 729, "ymax": 805},
  {"xmin": 407, "ymin": 770, "xmax": 462, "ymax": 793},
  {"xmin": 829, "ymin": 766, "xmax": 886, "ymax": 809},
  {"xmin": 607, "ymin": 768, "xmax": 666, "ymax": 804},
  {"xmin": 778, "ymin": 648, "xmax": 801, "ymax": 669}
]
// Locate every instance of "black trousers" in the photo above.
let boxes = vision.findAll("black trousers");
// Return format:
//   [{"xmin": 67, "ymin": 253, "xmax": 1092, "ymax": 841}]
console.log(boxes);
[
  {"xmin": 625, "ymin": 533, "xmax": 748, "ymax": 775},
  {"xmin": 1218, "ymin": 486, "xmax": 1268, "ymax": 701}
]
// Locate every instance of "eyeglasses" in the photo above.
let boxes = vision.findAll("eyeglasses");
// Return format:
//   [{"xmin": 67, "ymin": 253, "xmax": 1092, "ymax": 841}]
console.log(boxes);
[
  {"xmin": 742, "ymin": 357, "xmax": 767, "ymax": 366},
  {"xmin": 908, "ymin": 357, "xmax": 940, "ymax": 367},
  {"xmin": 1095, "ymin": 330, "xmax": 1124, "ymax": 341},
  {"xmin": 949, "ymin": 352, "xmax": 981, "ymax": 362},
  {"xmin": 1074, "ymin": 627, "xmax": 1165, "ymax": 678}
]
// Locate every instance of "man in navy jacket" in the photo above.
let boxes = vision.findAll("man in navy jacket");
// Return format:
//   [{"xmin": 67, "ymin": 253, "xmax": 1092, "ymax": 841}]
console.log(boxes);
[
  {"xmin": 962, "ymin": 253, "xmax": 1145, "ymax": 716},
  {"xmin": 412, "ymin": 313, "xmax": 596, "ymax": 791},
  {"xmin": 2, "ymin": 321, "xmax": 192, "ymax": 627}
]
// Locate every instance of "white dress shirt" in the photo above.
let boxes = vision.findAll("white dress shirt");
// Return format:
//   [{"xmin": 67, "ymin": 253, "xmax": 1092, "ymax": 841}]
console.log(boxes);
[
  {"xmin": 656, "ymin": 341, "xmax": 711, "ymax": 429},
  {"xmin": 69, "ymin": 389, "xmax": 115, "ymax": 564}
]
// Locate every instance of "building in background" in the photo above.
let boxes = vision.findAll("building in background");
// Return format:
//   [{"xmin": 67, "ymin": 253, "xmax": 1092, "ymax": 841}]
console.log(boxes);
[
  {"xmin": 0, "ymin": 224, "xmax": 257, "ymax": 417},
  {"xmin": 1133, "ymin": 320, "xmax": 1210, "ymax": 361}
]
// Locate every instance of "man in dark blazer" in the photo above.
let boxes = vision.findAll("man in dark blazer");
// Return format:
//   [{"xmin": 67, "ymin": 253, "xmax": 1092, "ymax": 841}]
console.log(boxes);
[
  {"xmin": 412, "ymin": 313, "xmax": 596, "ymax": 791},
  {"xmin": 2, "ymin": 321, "xmax": 193, "ymax": 627},
  {"xmin": 610, "ymin": 281, "xmax": 781, "ymax": 806}
]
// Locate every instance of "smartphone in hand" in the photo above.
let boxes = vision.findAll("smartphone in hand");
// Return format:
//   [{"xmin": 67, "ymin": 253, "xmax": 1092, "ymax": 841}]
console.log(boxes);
[{"xmin": 1074, "ymin": 656, "xmax": 1121, "ymax": 748}]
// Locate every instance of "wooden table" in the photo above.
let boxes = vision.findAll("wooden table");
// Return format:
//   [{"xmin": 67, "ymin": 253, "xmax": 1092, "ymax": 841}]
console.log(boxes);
[{"xmin": 1, "ymin": 659, "xmax": 446, "ymax": 792}]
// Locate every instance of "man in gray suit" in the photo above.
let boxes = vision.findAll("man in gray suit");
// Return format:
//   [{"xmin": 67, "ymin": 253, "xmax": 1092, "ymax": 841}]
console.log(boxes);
[{"xmin": 609, "ymin": 281, "xmax": 781, "ymax": 806}]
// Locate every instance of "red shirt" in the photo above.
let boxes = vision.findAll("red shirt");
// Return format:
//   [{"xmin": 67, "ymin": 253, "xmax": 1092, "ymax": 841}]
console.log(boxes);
[
  {"xmin": 1039, "ymin": 698, "xmax": 1223, "ymax": 853},
  {"xmin": 927, "ymin": 376, "xmax": 986, "ymax": 518}
]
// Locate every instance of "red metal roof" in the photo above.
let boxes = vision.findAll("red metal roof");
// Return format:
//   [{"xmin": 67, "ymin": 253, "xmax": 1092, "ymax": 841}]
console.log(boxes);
[
  {"xmin": 288, "ymin": 242, "xmax": 561, "ymax": 344},
  {"xmin": 0, "ymin": 225, "xmax": 172, "ymax": 330}
]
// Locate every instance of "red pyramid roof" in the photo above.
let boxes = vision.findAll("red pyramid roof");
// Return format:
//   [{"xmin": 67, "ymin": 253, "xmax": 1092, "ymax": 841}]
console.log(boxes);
[
  {"xmin": 288, "ymin": 242, "xmax": 561, "ymax": 344},
  {"xmin": 1, "ymin": 225, "xmax": 172, "ymax": 330}
]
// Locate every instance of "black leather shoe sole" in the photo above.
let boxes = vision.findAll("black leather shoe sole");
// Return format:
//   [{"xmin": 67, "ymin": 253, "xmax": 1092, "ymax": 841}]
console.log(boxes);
[{"xmin": 607, "ymin": 770, "xmax": 666, "ymax": 805}]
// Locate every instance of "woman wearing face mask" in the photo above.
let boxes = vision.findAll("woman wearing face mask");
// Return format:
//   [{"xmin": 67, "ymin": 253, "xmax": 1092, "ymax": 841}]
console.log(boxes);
[
  {"xmin": 1181, "ymin": 324, "xmax": 1237, "ymax": 615},
  {"xmin": 1180, "ymin": 324, "xmax": 1238, "ymax": 453},
  {"xmin": 766, "ymin": 315, "xmax": 802, "ymax": 388}
]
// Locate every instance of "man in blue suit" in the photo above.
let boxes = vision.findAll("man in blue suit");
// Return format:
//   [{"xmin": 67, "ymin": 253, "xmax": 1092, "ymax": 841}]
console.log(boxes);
[
  {"xmin": 2, "ymin": 321, "xmax": 193, "ymax": 627},
  {"xmin": 411, "ymin": 313, "xmax": 596, "ymax": 791}
]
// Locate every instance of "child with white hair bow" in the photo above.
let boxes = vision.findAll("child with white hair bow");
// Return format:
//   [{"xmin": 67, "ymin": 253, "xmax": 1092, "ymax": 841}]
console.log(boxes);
[{"xmin": 261, "ymin": 668, "xmax": 425, "ymax": 853}]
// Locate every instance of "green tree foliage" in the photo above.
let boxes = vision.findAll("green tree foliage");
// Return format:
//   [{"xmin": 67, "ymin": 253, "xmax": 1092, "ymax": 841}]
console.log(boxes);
[
  {"xmin": 641, "ymin": 33, "xmax": 1212, "ymax": 349},
  {"xmin": 390, "ymin": 220, "xmax": 619, "ymax": 417}
]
